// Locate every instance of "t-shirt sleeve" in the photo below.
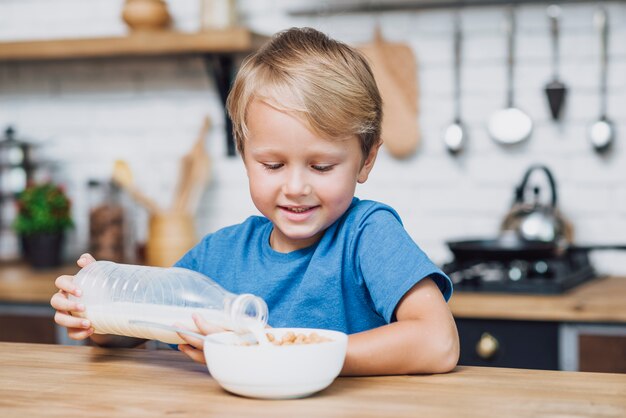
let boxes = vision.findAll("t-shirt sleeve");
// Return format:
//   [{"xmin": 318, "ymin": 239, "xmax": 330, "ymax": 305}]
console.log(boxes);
[{"xmin": 354, "ymin": 207, "xmax": 453, "ymax": 323}]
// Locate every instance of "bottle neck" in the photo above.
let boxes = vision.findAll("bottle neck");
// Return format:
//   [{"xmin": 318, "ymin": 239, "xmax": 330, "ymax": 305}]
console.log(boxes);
[{"xmin": 226, "ymin": 294, "xmax": 268, "ymax": 332}]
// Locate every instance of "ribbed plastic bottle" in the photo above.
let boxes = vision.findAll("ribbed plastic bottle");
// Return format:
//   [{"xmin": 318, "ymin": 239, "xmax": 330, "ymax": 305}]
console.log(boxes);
[{"xmin": 69, "ymin": 261, "xmax": 268, "ymax": 344}]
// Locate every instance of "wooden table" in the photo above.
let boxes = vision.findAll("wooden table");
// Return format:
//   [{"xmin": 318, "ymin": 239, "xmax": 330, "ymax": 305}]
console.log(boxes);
[
  {"xmin": 0, "ymin": 343, "xmax": 626, "ymax": 418},
  {"xmin": 0, "ymin": 342, "xmax": 624, "ymax": 418}
]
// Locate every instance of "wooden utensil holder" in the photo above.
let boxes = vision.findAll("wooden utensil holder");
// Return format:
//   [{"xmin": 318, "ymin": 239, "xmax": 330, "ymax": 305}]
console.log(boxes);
[{"xmin": 146, "ymin": 212, "xmax": 196, "ymax": 267}]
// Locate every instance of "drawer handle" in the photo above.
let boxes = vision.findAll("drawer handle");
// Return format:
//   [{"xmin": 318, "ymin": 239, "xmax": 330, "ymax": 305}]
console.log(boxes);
[{"xmin": 476, "ymin": 332, "xmax": 500, "ymax": 360}]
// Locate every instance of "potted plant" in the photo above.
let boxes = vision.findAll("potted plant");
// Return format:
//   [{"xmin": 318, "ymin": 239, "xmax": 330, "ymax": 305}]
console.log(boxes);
[{"xmin": 13, "ymin": 182, "xmax": 74, "ymax": 269}]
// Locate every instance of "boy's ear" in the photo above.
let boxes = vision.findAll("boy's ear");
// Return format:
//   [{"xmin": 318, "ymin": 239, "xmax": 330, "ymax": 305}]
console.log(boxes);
[{"xmin": 357, "ymin": 141, "xmax": 382, "ymax": 184}]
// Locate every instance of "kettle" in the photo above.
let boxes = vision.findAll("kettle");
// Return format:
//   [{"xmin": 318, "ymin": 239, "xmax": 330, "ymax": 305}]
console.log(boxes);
[{"xmin": 500, "ymin": 165, "xmax": 573, "ymax": 243}]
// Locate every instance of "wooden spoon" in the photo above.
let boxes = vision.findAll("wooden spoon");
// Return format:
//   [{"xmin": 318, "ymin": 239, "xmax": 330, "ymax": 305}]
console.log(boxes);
[
  {"xmin": 112, "ymin": 159, "xmax": 161, "ymax": 214},
  {"xmin": 172, "ymin": 116, "xmax": 212, "ymax": 214}
]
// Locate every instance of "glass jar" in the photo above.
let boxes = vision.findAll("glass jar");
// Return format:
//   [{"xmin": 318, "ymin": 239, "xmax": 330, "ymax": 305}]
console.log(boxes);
[{"xmin": 88, "ymin": 180, "xmax": 134, "ymax": 263}]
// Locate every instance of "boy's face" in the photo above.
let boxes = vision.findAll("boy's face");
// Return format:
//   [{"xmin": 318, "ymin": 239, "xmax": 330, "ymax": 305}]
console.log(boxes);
[{"xmin": 243, "ymin": 100, "xmax": 378, "ymax": 253}]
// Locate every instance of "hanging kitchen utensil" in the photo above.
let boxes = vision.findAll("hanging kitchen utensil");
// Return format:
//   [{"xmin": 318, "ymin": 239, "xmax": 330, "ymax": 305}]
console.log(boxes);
[
  {"xmin": 358, "ymin": 26, "xmax": 420, "ymax": 159},
  {"xmin": 112, "ymin": 159, "xmax": 161, "ymax": 214},
  {"xmin": 488, "ymin": 6, "xmax": 533, "ymax": 145},
  {"xmin": 588, "ymin": 7, "xmax": 615, "ymax": 153},
  {"xmin": 443, "ymin": 11, "xmax": 468, "ymax": 155},
  {"xmin": 172, "ymin": 116, "xmax": 212, "ymax": 214},
  {"xmin": 544, "ymin": 5, "xmax": 568, "ymax": 121}
]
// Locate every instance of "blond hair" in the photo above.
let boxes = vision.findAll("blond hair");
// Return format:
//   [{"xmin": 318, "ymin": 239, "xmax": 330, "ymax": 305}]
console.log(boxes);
[{"xmin": 226, "ymin": 27, "xmax": 382, "ymax": 158}]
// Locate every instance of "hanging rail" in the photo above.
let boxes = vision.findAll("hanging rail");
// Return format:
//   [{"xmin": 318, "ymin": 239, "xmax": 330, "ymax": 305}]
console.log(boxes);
[{"xmin": 287, "ymin": 0, "xmax": 624, "ymax": 16}]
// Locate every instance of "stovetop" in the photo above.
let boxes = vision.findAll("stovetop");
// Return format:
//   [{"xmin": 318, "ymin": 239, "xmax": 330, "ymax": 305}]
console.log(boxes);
[{"xmin": 443, "ymin": 250, "xmax": 598, "ymax": 294}]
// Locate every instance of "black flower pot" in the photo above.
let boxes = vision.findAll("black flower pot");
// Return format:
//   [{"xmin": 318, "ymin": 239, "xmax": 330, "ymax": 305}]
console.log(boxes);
[{"xmin": 20, "ymin": 232, "xmax": 65, "ymax": 269}]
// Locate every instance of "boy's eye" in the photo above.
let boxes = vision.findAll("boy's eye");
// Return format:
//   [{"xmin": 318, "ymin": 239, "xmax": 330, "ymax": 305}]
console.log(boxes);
[
  {"xmin": 262, "ymin": 163, "xmax": 283, "ymax": 171},
  {"xmin": 312, "ymin": 165, "xmax": 334, "ymax": 172}
]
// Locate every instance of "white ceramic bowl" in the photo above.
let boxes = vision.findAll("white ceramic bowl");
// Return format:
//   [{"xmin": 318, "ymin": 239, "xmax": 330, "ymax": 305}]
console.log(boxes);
[{"xmin": 203, "ymin": 327, "xmax": 348, "ymax": 399}]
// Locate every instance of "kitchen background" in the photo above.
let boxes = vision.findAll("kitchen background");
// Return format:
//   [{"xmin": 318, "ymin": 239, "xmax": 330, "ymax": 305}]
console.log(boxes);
[{"xmin": 0, "ymin": 0, "xmax": 625, "ymax": 275}]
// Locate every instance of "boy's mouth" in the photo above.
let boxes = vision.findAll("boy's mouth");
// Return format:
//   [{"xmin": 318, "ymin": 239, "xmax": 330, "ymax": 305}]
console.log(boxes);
[
  {"xmin": 279, "ymin": 205, "xmax": 317, "ymax": 213},
  {"xmin": 278, "ymin": 205, "xmax": 321, "ymax": 222}
]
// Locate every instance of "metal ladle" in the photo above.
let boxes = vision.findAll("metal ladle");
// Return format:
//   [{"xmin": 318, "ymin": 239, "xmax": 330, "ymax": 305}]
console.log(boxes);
[
  {"xmin": 443, "ymin": 11, "xmax": 467, "ymax": 154},
  {"xmin": 488, "ymin": 6, "xmax": 533, "ymax": 145},
  {"xmin": 588, "ymin": 7, "xmax": 614, "ymax": 153}
]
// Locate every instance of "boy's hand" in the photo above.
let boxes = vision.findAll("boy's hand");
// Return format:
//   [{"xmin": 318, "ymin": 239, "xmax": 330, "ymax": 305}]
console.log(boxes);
[
  {"xmin": 177, "ymin": 313, "xmax": 226, "ymax": 364},
  {"xmin": 50, "ymin": 253, "xmax": 96, "ymax": 340}
]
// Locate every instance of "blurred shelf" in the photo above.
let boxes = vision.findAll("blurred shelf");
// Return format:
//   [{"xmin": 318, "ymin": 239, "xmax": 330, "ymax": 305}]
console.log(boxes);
[{"xmin": 0, "ymin": 28, "xmax": 268, "ymax": 62}]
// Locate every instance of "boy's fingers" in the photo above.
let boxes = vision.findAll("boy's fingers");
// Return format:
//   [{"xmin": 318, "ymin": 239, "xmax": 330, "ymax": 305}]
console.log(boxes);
[
  {"xmin": 178, "ymin": 344, "xmax": 206, "ymax": 364},
  {"xmin": 54, "ymin": 311, "xmax": 91, "ymax": 330},
  {"xmin": 50, "ymin": 292, "xmax": 85, "ymax": 313},
  {"xmin": 77, "ymin": 253, "xmax": 96, "ymax": 267},
  {"xmin": 67, "ymin": 327, "xmax": 95, "ymax": 341},
  {"xmin": 176, "ymin": 330, "xmax": 205, "ymax": 350},
  {"xmin": 54, "ymin": 275, "xmax": 81, "ymax": 296},
  {"xmin": 192, "ymin": 313, "xmax": 225, "ymax": 335}
]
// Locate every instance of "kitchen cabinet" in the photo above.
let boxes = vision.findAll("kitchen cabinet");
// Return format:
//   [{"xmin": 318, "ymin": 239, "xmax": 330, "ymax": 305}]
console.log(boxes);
[
  {"xmin": 457, "ymin": 318, "xmax": 560, "ymax": 370},
  {"xmin": 0, "ymin": 28, "xmax": 268, "ymax": 156},
  {"xmin": 0, "ymin": 313, "xmax": 56, "ymax": 344},
  {"xmin": 457, "ymin": 319, "xmax": 626, "ymax": 372},
  {"xmin": 561, "ymin": 323, "xmax": 626, "ymax": 373},
  {"xmin": 0, "ymin": 262, "xmax": 76, "ymax": 345},
  {"xmin": 450, "ymin": 276, "xmax": 626, "ymax": 372},
  {"xmin": 579, "ymin": 334, "xmax": 626, "ymax": 373}
]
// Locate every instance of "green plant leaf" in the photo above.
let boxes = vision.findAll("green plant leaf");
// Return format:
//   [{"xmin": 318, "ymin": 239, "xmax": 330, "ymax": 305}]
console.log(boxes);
[{"xmin": 12, "ymin": 182, "xmax": 74, "ymax": 235}]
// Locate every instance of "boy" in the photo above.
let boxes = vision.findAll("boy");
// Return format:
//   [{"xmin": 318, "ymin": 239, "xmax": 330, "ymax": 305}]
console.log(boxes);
[{"xmin": 51, "ymin": 27, "xmax": 459, "ymax": 375}]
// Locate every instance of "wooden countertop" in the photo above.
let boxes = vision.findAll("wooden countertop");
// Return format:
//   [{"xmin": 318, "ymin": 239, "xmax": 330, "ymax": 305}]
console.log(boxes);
[
  {"xmin": 0, "ymin": 262, "xmax": 77, "ymax": 305},
  {"xmin": 450, "ymin": 276, "xmax": 626, "ymax": 323},
  {"xmin": 2, "ymin": 263, "xmax": 626, "ymax": 323},
  {"xmin": 1, "ymin": 342, "xmax": 624, "ymax": 418}
]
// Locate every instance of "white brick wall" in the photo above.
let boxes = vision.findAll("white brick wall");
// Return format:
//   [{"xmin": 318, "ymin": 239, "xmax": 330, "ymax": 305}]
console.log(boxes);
[{"xmin": 0, "ymin": 0, "xmax": 625, "ymax": 275}]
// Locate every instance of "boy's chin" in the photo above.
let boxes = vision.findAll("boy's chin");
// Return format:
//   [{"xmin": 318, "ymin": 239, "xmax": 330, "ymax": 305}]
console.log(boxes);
[{"xmin": 272, "ymin": 228, "xmax": 325, "ymax": 249}]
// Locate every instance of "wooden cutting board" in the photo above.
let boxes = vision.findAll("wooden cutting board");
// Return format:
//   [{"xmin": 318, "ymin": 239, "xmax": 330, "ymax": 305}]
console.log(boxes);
[{"xmin": 358, "ymin": 28, "xmax": 420, "ymax": 159}]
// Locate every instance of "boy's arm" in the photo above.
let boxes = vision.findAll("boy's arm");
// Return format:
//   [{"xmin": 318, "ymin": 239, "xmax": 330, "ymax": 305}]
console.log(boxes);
[{"xmin": 341, "ymin": 277, "xmax": 459, "ymax": 376}]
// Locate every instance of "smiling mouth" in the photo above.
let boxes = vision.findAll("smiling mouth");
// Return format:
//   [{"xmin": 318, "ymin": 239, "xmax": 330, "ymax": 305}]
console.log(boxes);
[{"xmin": 280, "ymin": 206, "xmax": 317, "ymax": 213}]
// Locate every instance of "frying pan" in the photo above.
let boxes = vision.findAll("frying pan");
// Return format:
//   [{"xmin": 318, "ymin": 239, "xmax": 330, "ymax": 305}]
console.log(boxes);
[{"xmin": 447, "ymin": 237, "xmax": 626, "ymax": 261}]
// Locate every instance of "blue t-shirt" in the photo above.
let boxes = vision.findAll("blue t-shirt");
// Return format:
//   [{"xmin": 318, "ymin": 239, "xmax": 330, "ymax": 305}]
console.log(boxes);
[{"xmin": 175, "ymin": 198, "xmax": 452, "ymax": 334}]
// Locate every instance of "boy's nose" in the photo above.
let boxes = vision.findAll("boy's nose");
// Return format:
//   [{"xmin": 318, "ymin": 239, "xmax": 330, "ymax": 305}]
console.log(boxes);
[{"xmin": 282, "ymin": 169, "xmax": 312, "ymax": 196}]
